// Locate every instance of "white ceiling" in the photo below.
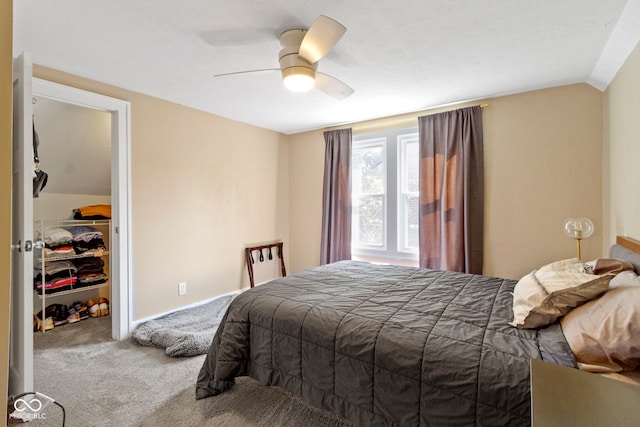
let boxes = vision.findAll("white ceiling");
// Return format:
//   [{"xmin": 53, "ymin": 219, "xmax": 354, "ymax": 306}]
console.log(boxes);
[{"xmin": 13, "ymin": 0, "xmax": 640, "ymax": 135}]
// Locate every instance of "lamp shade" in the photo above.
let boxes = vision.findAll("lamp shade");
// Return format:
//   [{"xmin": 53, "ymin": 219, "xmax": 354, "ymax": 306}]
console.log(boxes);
[{"xmin": 563, "ymin": 217, "xmax": 594, "ymax": 240}]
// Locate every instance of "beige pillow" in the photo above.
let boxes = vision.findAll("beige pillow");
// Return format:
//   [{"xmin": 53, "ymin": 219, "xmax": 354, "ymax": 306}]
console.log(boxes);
[
  {"xmin": 561, "ymin": 285, "xmax": 640, "ymax": 372},
  {"xmin": 585, "ymin": 258, "xmax": 635, "ymax": 276},
  {"xmin": 609, "ymin": 270, "xmax": 640, "ymax": 289},
  {"xmin": 510, "ymin": 260, "xmax": 611, "ymax": 329},
  {"xmin": 544, "ymin": 258, "xmax": 586, "ymax": 273}
]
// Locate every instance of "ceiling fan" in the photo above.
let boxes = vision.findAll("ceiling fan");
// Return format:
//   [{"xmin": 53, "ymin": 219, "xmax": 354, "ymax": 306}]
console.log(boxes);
[{"xmin": 214, "ymin": 15, "xmax": 354, "ymax": 100}]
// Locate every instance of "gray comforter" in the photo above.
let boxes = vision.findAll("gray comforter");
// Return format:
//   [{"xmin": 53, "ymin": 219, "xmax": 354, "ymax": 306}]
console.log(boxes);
[{"xmin": 196, "ymin": 261, "xmax": 575, "ymax": 426}]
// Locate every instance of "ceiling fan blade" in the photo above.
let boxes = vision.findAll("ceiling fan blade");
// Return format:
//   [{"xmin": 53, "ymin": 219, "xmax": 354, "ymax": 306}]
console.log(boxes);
[
  {"xmin": 315, "ymin": 72, "xmax": 354, "ymax": 100},
  {"xmin": 298, "ymin": 15, "xmax": 346, "ymax": 64},
  {"xmin": 214, "ymin": 69, "xmax": 279, "ymax": 78}
]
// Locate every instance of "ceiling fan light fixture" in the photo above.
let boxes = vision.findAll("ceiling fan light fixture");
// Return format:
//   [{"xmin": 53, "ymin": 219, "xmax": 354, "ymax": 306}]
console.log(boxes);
[{"xmin": 282, "ymin": 67, "xmax": 315, "ymax": 92}]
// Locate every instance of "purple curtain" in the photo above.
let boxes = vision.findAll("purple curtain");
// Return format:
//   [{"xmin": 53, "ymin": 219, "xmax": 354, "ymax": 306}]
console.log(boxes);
[
  {"xmin": 418, "ymin": 106, "xmax": 484, "ymax": 273},
  {"xmin": 320, "ymin": 129, "xmax": 352, "ymax": 265}
]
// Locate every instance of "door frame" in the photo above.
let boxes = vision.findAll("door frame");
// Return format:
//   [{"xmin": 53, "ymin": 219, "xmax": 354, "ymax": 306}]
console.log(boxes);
[{"xmin": 32, "ymin": 78, "xmax": 132, "ymax": 340}]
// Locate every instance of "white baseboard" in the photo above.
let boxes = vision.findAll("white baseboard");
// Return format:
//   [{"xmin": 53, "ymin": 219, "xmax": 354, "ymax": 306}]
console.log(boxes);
[{"xmin": 132, "ymin": 288, "xmax": 245, "ymax": 327}]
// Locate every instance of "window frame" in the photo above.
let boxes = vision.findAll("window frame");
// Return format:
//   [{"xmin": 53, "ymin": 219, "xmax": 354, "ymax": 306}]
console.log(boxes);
[
  {"xmin": 351, "ymin": 126, "xmax": 419, "ymax": 263},
  {"xmin": 351, "ymin": 138, "xmax": 387, "ymax": 251},
  {"xmin": 397, "ymin": 133, "xmax": 420, "ymax": 254}
]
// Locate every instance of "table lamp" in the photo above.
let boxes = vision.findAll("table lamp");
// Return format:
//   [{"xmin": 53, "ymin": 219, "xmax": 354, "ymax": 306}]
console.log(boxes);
[{"xmin": 563, "ymin": 217, "xmax": 594, "ymax": 260}]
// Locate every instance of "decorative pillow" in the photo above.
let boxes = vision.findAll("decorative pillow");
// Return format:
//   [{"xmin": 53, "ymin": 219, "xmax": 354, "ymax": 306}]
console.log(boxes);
[
  {"xmin": 561, "ymin": 285, "xmax": 640, "ymax": 372},
  {"xmin": 544, "ymin": 258, "xmax": 587, "ymax": 273},
  {"xmin": 585, "ymin": 258, "xmax": 635, "ymax": 276},
  {"xmin": 609, "ymin": 270, "xmax": 640, "ymax": 289},
  {"xmin": 510, "ymin": 260, "xmax": 611, "ymax": 329}
]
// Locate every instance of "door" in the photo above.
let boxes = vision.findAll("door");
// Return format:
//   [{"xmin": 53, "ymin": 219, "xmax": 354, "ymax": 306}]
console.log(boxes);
[{"xmin": 10, "ymin": 52, "xmax": 34, "ymax": 395}]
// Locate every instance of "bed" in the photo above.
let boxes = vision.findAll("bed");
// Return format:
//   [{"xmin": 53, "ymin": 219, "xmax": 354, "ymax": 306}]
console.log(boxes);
[{"xmin": 196, "ymin": 236, "xmax": 640, "ymax": 426}]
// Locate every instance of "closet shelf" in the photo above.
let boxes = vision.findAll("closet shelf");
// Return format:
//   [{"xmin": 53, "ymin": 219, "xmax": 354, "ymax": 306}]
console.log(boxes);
[
  {"xmin": 36, "ymin": 250, "xmax": 110, "ymax": 263},
  {"xmin": 37, "ymin": 219, "xmax": 111, "ymax": 227},
  {"xmin": 35, "ymin": 282, "xmax": 110, "ymax": 299}
]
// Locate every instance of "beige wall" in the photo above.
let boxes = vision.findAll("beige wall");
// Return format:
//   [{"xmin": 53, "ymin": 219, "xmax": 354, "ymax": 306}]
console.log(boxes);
[
  {"xmin": 1, "ymin": 0, "xmax": 12, "ymax": 423},
  {"xmin": 289, "ymin": 130, "xmax": 325, "ymax": 272},
  {"xmin": 289, "ymin": 84, "xmax": 604, "ymax": 280},
  {"xmin": 33, "ymin": 66, "xmax": 290, "ymax": 319},
  {"xmin": 483, "ymin": 85, "xmax": 602, "ymax": 278},
  {"xmin": 603, "ymin": 40, "xmax": 640, "ymax": 249}
]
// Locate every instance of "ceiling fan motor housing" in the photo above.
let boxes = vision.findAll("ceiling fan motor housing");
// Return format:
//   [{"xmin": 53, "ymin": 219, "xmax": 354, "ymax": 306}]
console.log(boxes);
[{"xmin": 279, "ymin": 28, "xmax": 317, "ymax": 81}]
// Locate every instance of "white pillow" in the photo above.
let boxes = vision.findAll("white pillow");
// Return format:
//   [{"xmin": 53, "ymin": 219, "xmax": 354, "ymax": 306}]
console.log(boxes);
[
  {"xmin": 609, "ymin": 270, "xmax": 640, "ymax": 289},
  {"xmin": 510, "ymin": 259, "xmax": 611, "ymax": 329}
]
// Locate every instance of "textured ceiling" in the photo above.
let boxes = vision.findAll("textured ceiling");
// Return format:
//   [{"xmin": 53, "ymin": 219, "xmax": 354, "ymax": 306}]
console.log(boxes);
[{"xmin": 13, "ymin": 0, "xmax": 640, "ymax": 134}]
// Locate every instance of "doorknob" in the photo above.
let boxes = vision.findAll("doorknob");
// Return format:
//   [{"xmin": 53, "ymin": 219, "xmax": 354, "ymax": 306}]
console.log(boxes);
[
  {"xmin": 15, "ymin": 240, "xmax": 45, "ymax": 252},
  {"xmin": 10, "ymin": 240, "xmax": 23, "ymax": 252}
]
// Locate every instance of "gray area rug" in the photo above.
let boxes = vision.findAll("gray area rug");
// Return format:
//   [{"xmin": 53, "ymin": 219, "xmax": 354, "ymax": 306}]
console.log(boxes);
[
  {"xmin": 132, "ymin": 295, "xmax": 234, "ymax": 357},
  {"xmin": 31, "ymin": 315, "xmax": 352, "ymax": 427}
]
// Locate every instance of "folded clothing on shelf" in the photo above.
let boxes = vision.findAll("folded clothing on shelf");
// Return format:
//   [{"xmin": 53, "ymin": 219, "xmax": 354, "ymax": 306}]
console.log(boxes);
[
  {"xmin": 67, "ymin": 225, "xmax": 103, "ymax": 243},
  {"xmin": 36, "ymin": 259, "xmax": 77, "ymax": 276},
  {"xmin": 74, "ymin": 257, "xmax": 105, "ymax": 275},
  {"xmin": 73, "ymin": 237, "xmax": 106, "ymax": 254},
  {"xmin": 77, "ymin": 272, "xmax": 108, "ymax": 287},
  {"xmin": 39, "ymin": 227, "xmax": 73, "ymax": 246},
  {"xmin": 35, "ymin": 276, "xmax": 78, "ymax": 294},
  {"xmin": 73, "ymin": 204, "xmax": 111, "ymax": 220},
  {"xmin": 42, "ymin": 246, "xmax": 75, "ymax": 258},
  {"xmin": 34, "ymin": 261, "xmax": 77, "ymax": 293}
]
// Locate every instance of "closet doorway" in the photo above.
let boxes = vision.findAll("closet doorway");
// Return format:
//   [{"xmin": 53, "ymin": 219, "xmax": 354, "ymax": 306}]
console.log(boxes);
[{"xmin": 32, "ymin": 78, "xmax": 132, "ymax": 341}]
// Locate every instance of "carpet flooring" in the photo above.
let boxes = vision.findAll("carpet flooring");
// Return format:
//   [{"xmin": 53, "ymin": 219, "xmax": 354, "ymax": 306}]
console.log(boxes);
[{"xmin": 28, "ymin": 316, "xmax": 352, "ymax": 427}]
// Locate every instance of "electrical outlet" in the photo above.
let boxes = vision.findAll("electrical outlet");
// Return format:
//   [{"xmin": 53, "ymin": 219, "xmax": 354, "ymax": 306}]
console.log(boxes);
[{"xmin": 178, "ymin": 282, "xmax": 187, "ymax": 296}]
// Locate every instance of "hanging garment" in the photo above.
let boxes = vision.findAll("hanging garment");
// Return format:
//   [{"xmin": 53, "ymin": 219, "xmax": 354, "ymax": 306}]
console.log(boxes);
[{"xmin": 32, "ymin": 121, "xmax": 48, "ymax": 198}]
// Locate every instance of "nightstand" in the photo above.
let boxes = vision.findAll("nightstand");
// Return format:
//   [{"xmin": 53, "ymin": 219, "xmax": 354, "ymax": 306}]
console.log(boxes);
[{"xmin": 531, "ymin": 359, "xmax": 640, "ymax": 426}]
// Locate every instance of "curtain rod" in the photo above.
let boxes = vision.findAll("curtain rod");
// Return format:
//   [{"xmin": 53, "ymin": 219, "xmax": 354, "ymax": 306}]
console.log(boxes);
[{"xmin": 320, "ymin": 103, "xmax": 488, "ymax": 135}]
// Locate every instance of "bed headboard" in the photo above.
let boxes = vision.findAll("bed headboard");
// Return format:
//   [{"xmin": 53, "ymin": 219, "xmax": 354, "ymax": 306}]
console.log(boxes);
[{"xmin": 609, "ymin": 236, "xmax": 640, "ymax": 274}]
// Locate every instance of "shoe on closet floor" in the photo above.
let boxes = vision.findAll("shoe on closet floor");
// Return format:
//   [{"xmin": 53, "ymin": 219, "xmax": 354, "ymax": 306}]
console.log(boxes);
[
  {"xmin": 98, "ymin": 297, "xmax": 109, "ymax": 316},
  {"xmin": 87, "ymin": 298, "xmax": 101, "ymax": 318},
  {"xmin": 66, "ymin": 303, "xmax": 82, "ymax": 323},
  {"xmin": 33, "ymin": 313, "xmax": 54, "ymax": 331},
  {"xmin": 52, "ymin": 304, "xmax": 69, "ymax": 327},
  {"xmin": 35, "ymin": 304, "xmax": 58, "ymax": 331},
  {"xmin": 77, "ymin": 302, "xmax": 90, "ymax": 321}
]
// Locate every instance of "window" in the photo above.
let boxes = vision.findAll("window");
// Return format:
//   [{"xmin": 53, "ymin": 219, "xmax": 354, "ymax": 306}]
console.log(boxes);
[{"xmin": 352, "ymin": 127, "xmax": 419, "ymax": 264}]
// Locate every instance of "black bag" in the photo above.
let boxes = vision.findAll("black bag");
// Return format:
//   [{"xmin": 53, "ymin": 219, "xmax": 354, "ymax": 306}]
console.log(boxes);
[{"xmin": 32, "ymin": 121, "xmax": 48, "ymax": 198}]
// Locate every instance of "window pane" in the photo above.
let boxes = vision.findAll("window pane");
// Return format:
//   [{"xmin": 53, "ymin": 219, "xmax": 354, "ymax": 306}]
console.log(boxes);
[
  {"xmin": 353, "ymin": 145, "xmax": 384, "ymax": 194},
  {"xmin": 405, "ymin": 195, "xmax": 419, "ymax": 249},
  {"xmin": 405, "ymin": 141, "xmax": 419, "ymax": 193},
  {"xmin": 356, "ymin": 195, "xmax": 384, "ymax": 246},
  {"xmin": 399, "ymin": 135, "xmax": 419, "ymax": 253}
]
